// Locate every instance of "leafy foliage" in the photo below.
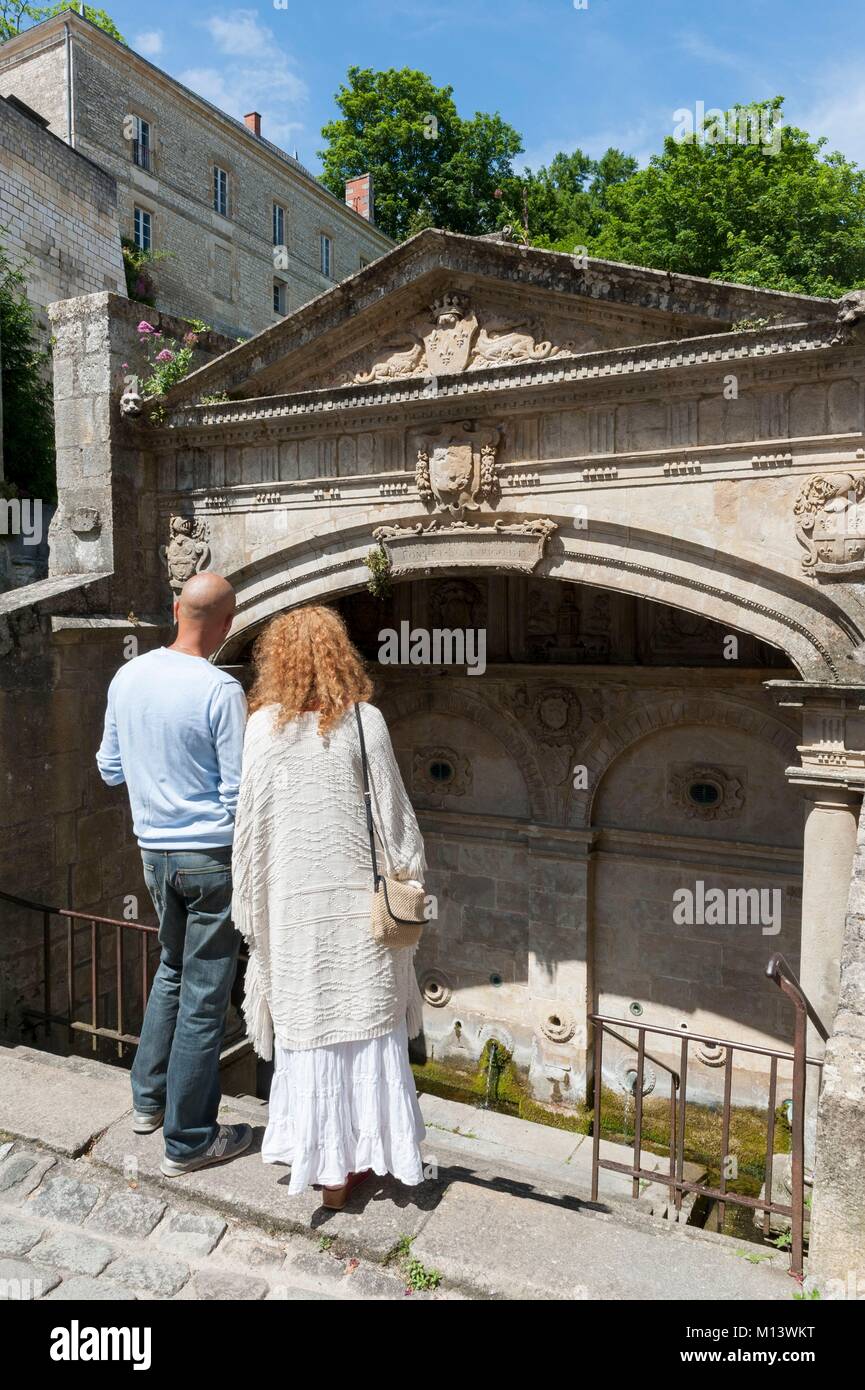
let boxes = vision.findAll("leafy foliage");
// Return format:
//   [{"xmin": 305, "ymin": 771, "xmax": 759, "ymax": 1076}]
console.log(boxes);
[
  {"xmin": 136, "ymin": 318, "xmax": 210, "ymax": 406},
  {"xmin": 589, "ymin": 100, "xmax": 865, "ymax": 296},
  {"xmin": 319, "ymin": 67, "xmax": 523, "ymax": 242},
  {"xmin": 364, "ymin": 545, "xmax": 392, "ymax": 600},
  {"xmin": 0, "ymin": 241, "xmax": 55, "ymax": 500},
  {"xmin": 321, "ymin": 82, "xmax": 865, "ymax": 295},
  {"xmin": 121, "ymin": 238, "xmax": 170, "ymax": 307},
  {"xmin": 494, "ymin": 147, "xmax": 638, "ymax": 250},
  {"xmin": 0, "ymin": 2, "xmax": 124, "ymax": 42}
]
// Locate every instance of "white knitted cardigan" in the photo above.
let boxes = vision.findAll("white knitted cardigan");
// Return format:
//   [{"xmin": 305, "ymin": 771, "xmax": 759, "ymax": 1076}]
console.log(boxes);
[{"xmin": 232, "ymin": 701, "xmax": 426, "ymax": 1057}]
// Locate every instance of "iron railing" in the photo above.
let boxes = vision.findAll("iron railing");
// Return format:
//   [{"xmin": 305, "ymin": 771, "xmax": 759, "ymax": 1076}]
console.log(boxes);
[
  {"xmin": 132, "ymin": 140, "xmax": 152, "ymax": 171},
  {"xmin": 2, "ymin": 886, "xmax": 830, "ymax": 1276},
  {"xmin": 0, "ymin": 888, "xmax": 159, "ymax": 1056},
  {"xmin": 589, "ymin": 953, "xmax": 828, "ymax": 1279},
  {"xmin": 1, "ymin": 888, "xmax": 249, "ymax": 1061}
]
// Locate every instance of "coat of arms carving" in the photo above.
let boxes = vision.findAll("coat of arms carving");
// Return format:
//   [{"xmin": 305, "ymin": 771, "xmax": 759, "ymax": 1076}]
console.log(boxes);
[
  {"xmin": 161, "ymin": 515, "xmax": 211, "ymax": 593},
  {"xmin": 343, "ymin": 290, "xmax": 573, "ymax": 386},
  {"xmin": 416, "ymin": 422, "xmax": 501, "ymax": 516},
  {"xmin": 794, "ymin": 472, "xmax": 865, "ymax": 577}
]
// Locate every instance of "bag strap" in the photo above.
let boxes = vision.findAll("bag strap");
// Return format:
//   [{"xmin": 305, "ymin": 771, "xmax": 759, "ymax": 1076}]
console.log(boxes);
[{"xmin": 354, "ymin": 702, "xmax": 380, "ymax": 890}]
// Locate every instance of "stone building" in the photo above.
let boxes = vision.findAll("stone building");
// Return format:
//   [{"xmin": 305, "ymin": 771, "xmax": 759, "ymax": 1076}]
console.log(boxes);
[
  {"xmin": 0, "ymin": 91, "xmax": 126, "ymax": 332},
  {"xmin": 0, "ymin": 11, "xmax": 392, "ymax": 339},
  {"xmin": 1, "ymin": 229, "xmax": 864, "ymax": 1279}
]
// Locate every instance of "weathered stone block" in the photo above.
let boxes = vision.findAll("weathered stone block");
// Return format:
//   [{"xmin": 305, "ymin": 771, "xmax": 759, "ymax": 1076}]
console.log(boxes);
[{"xmin": 106, "ymin": 1251, "xmax": 190, "ymax": 1297}]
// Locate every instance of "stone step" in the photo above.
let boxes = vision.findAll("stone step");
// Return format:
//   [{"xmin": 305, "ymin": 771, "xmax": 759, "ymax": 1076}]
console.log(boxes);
[{"xmin": 0, "ymin": 1047, "xmax": 795, "ymax": 1300}]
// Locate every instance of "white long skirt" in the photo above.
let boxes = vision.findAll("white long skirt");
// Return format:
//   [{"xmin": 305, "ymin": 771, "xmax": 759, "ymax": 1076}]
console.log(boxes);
[{"xmin": 261, "ymin": 1019, "xmax": 427, "ymax": 1195}]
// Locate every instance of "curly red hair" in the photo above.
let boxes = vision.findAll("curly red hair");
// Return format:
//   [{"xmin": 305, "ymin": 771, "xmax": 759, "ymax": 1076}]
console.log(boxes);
[{"xmin": 247, "ymin": 605, "xmax": 373, "ymax": 735}]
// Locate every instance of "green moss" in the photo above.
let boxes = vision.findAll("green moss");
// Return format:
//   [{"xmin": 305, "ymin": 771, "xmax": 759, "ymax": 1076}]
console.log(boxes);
[{"xmin": 412, "ymin": 1047, "xmax": 792, "ymax": 1215}]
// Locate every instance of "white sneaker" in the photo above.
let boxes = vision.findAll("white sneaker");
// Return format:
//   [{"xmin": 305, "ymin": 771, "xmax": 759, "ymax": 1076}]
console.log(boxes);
[
  {"xmin": 160, "ymin": 1123, "xmax": 253, "ymax": 1177},
  {"xmin": 132, "ymin": 1109, "xmax": 164, "ymax": 1134}
]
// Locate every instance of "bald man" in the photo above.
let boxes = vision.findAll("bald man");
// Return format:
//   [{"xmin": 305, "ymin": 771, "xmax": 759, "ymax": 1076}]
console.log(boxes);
[{"xmin": 97, "ymin": 573, "xmax": 252, "ymax": 1175}]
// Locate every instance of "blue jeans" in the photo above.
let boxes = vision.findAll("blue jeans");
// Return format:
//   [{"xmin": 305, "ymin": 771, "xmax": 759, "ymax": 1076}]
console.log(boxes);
[{"xmin": 131, "ymin": 847, "xmax": 239, "ymax": 1161}]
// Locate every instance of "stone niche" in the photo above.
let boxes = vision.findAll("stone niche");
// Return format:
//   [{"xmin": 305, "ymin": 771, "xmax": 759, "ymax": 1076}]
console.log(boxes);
[{"xmin": 329, "ymin": 577, "xmax": 802, "ymax": 1114}]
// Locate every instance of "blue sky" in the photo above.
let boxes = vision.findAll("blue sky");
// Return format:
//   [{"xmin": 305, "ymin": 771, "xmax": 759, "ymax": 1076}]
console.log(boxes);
[{"xmin": 101, "ymin": 0, "xmax": 865, "ymax": 174}]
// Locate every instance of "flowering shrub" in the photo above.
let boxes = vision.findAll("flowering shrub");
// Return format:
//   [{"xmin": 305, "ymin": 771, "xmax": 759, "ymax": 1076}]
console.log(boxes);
[{"xmin": 136, "ymin": 318, "xmax": 211, "ymax": 400}]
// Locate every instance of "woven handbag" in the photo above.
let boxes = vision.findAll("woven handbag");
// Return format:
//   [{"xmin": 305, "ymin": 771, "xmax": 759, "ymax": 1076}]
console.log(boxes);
[{"xmin": 355, "ymin": 702, "xmax": 425, "ymax": 949}]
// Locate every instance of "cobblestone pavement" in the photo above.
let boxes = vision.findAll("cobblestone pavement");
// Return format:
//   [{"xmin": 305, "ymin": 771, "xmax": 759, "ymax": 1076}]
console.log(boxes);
[{"xmin": 0, "ymin": 1141, "xmax": 458, "ymax": 1301}]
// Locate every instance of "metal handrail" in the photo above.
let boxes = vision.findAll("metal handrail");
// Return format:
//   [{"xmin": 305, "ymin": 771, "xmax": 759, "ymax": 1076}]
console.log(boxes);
[
  {"xmin": 765, "ymin": 953, "xmax": 827, "ymax": 1280},
  {"xmin": 766, "ymin": 953, "xmax": 829, "ymax": 1042},
  {"xmin": 590, "ymin": 955, "xmax": 827, "ymax": 1280}
]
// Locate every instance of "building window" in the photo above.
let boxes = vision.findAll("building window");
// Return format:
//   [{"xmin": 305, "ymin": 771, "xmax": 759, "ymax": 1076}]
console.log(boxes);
[
  {"xmin": 273, "ymin": 280, "xmax": 286, "ymax": 314},
  {"xmin": 132, "ymin": 115, "xmax": 151, "ymax": 171},
  {"xmin": 273, "ymin": 203, "xmax": 285, "ymax": 246},
  {"xmin": 213, "ymin": 166, "xmax": 229, "ymax": 217},
  {"xmin": 133, "ymin": 206, "xmax": 152, "ymax": 252},
  {"xmin": 320, "ymin": 233, "xmax": 333, "ymax": 279}
]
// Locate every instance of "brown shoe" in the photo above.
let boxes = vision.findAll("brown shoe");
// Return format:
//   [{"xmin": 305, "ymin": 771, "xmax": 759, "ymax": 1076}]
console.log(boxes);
[{"xmin": 321, "ymin": 1169, "xmax": 372, "ymax": 1210}]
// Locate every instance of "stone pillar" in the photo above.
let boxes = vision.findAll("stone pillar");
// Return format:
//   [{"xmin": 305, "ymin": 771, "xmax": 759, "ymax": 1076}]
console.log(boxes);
[
  {"xmin": 808, "ymin": 800, "xmax": 865, "ymax": 1287},
  {"xmin": 768, "ymin": 680, "xmax": 865, "ymax": 1170},
  {"xmin": 799, "ymin": 786, "xmax": 861, "ymax": 1168}
]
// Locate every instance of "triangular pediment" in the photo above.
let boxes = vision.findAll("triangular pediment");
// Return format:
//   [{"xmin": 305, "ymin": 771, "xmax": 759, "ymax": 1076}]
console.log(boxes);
[{"xmin": 169, "ymin": 229, "xmax": 835, "ymax": 408}]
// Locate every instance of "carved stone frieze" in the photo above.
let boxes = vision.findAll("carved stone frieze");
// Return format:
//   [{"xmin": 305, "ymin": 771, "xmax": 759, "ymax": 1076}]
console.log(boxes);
[
  {"xmin": 429, "ymin": 578, "xmax": 485, "ymax": 630},
  {"xmin": 338, "ymin": 290, "xmax": 576, "ymax": 386},
  {"xmin": 509, "ymin": 683, "xmax": 583, "ymax": 787},
  {"xmin": 373, "ymin": 516, "xmax": 557, "ymax": 548},
  {"xmin": 794, "ymin": 472, "xmax": 865, "ymax": 577}
]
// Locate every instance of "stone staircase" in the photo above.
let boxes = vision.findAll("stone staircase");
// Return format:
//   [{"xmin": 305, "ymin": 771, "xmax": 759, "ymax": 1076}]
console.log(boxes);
[{"xmin": 0, "ymin": 1044, "xmax": 797, "ymax": 1301}]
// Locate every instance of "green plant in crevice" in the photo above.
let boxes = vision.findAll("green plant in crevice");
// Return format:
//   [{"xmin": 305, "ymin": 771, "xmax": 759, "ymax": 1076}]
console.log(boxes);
[
  {"xmin": 405, "ymin": 1257, "xmax": 441, "ymax": 1292},
  {"xmin": 121, "ymin": 237, "xmax": 171, "ymax": 306},
  {"xmin": 365, "ymin": 544, "xmax": 392, "ymax": 599},
  {"xmin": 386, "ymin": 1235, "xmax": 441, "ymax": 1292},
  {"xmin": 134, "ymin": 317, "xmax": 213, "ymax": 414}
]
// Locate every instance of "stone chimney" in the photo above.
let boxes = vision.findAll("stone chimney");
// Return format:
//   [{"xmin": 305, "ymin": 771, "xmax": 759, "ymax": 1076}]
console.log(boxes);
[
  {"xmin": 244, "ymin": 112, "xmax": 262, "ymax": 137},
  {"xmin": 345, "ymin": 173, "xmax": 374, "ymax": 222}
]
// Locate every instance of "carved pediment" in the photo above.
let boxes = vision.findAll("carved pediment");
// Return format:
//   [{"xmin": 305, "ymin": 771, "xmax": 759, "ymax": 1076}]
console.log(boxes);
[{"xmin": 314, "ymin": 291, "xmax": 580, "ymax": 389}]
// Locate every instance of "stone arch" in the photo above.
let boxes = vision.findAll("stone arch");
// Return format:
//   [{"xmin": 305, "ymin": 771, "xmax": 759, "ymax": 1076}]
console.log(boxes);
[
  {"xmin": 214, "ymin": 507, "xmax": 863, "ymax": 682},
  {"xmin": 568, "ymin": 692, "xmax": 800, "ymax": 827},
  {"xmin": 377, "ymin": 682, "xmax": 553, "ymax": 824}
]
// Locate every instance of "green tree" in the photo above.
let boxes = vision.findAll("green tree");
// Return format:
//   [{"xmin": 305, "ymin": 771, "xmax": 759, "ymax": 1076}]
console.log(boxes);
[
  {"xmin": 319, "ymin": 66, "xmax": 523, "ymax": 241},
  {"xmin": 589, "ymin": 99, "xmax": 865, "ymax": 296},
  {"xmin": 0, "ymin": 243, "xmax": 55, "ymax": 501},
  {"xmin": 495, "ymin": 147, "xmax": 637, "ymax": 250},
  {"xmin": 0, "ymin": 2, "xmax": 124, "ymax": 43}
]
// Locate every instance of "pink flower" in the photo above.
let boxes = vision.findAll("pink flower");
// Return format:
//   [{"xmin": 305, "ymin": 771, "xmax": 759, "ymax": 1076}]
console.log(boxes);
[
  {"xmin": 156, "ymin": 348, "xmax": 174, "ymax": 362},
  {"xmin": 182, "ymin": 332, "xmax": 199, "ymax": 347},
  {"xmin": 121, "ymin": 362, "xmax": 129, "ymax": 370},
  {"xmin": 137, "ymin": 321, "xmax": 156, "ymax": 334}
]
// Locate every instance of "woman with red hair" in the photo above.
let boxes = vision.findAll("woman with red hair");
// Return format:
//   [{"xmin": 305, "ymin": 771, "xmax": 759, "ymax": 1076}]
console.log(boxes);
[{"xmin": 232, "ymin": 605, "xmax": 427, "ymax": 1209}]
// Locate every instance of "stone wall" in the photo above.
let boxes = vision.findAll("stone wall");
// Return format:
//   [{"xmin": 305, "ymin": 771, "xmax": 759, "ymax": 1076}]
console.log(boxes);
[
  {"xmin": 0, "ymin": 93, "xmax": 125, "ymax": 334},
  {"xmin": 0, "ymin": 585, "xmax": 165, "ymax": 1041},
  {"xmin": 0, "ymin": 15, "xmax": 392, "ymax": 340},
  {"xmin": 47, "ymin": 293, "xmax": 236, "ymax": 620}
]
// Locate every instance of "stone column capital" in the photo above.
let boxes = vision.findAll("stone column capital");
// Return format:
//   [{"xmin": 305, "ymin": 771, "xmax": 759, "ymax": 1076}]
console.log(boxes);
[{"xmin": 766, "ymin": 679, "xmax": 865, "ymax": 794}]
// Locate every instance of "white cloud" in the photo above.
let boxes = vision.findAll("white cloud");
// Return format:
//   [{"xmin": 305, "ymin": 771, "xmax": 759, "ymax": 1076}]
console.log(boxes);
[
  {"xmin": 179, "ymin": 9, "xmax": 309, "ymax": 154},
  {"xmin": 134, "ymin": 31, "xmax": 164, "ymax": 59},
  {"xmin": 789, "ymin": 64, "xmax": 865, "ymax": 166}
]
